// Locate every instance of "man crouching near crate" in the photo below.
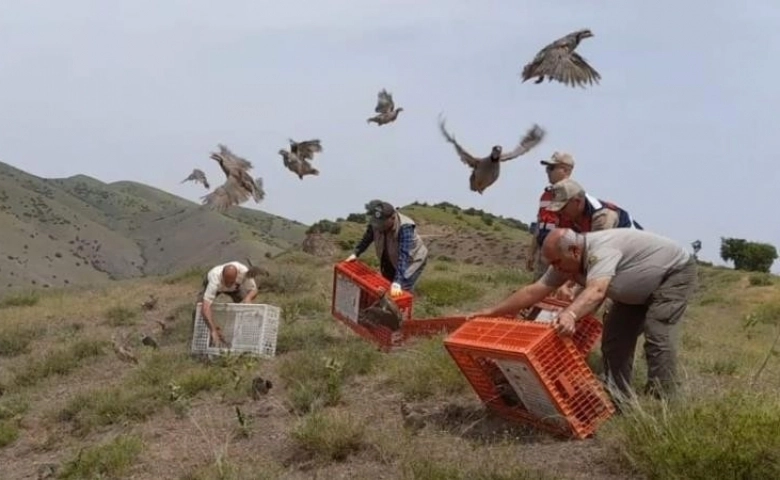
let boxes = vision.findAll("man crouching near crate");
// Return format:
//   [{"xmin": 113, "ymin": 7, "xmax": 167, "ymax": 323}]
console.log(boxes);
[
  {"xmin": 194, "ymin": 261, "xmax": 261, "ymax": 347},
  {"xmin": 344, "ymin": 199, "xmax": 429, "ymax": 296},
  {"xmin": 467, "ymin": 227, "xmax": 697, "ymax": 402}
]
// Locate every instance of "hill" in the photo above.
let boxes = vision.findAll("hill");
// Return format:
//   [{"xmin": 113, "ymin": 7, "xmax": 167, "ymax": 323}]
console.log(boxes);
[
  {"xmin": 306, "ymin": 200, "xmax": 534, "ymax": 268},
  {"xmin": 0, "ymin": 161, "xmax": 307, "ymax": 291},
  {"xmin": 0, "ymin": 201, "xmax": 778, "ymax": 479}
]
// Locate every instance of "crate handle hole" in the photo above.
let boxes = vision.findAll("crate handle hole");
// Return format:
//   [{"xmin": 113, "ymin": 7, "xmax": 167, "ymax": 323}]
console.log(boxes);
[{"xmin": 554, "ymin": 375, "xmax": 575, "ymax": 399}]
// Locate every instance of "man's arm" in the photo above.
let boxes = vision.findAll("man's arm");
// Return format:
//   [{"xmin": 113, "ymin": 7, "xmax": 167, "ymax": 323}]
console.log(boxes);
[
  {"xmin": 554, "ymin": 248, "xmax": 622, "ymax": 334},
  {"xmin": 591, "ymin": 209, "xmax": 619, "ymax": 231},
  {"xmin": 241, "ymin": 278, "xmax": 259, "ymax": 303},
  {"xmin": 393, "ymin": 225, "xmax": 415, "ymax": 287},
  {"xmin": 470, "ymin": 281, "xmax": 558, "ymax": 319},
  {"xmin": 353, "ymin": 224, "xmax": 374, "ymax": 257}
]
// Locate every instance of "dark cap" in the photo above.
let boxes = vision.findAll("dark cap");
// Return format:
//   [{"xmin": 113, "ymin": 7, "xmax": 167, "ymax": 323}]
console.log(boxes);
[{"xmin": 365, "ymin": 200, "xmax": 395, "ymax": 224}]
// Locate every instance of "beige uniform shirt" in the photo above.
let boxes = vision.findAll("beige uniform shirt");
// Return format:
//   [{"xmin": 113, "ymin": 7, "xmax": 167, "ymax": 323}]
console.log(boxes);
[{"xmin": 540, "ymin": 229, "xmax": 691, "ymax": 305}]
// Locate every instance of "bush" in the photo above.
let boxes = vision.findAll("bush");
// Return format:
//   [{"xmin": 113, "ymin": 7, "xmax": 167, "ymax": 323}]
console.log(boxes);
[
  {"xmin": 748, "ymin": 273, "xmax": 774, "ymax": 287},
  {"xmin": 720, "ymin": 237, "xmax": 778, "ymax": 273},
  {"xmin": 307, "ymin": 219, "xmax": 341, "ymax": 235}
]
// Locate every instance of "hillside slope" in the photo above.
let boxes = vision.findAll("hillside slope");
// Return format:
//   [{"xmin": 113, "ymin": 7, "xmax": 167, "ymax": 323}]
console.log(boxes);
[
  {"xmin": 0, "ymin": 231, "xmax": 777, "ymax": 479},
  {"xmin": 308, "ymin": 201, "xmax": 535, "ymax": 267},
  {"xmin": 0, "ymin": 161, "xmax": 307, "ymax": 291}
]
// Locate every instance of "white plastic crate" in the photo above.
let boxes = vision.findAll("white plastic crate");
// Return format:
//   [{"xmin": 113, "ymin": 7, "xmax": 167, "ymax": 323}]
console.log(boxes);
[
  {"xmin": 333, "ymin": 273, "xmax": 361, "ymax": 324},
  {"xmin": 191, "ymin": 302, "xmax": 281, "ymax": 358}
]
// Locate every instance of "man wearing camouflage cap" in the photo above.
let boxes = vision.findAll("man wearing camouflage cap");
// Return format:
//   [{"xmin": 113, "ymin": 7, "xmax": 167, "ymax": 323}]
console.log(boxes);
[{"xmin": 345, "ymin": 200, "xmax": 429, "ymax": 296}]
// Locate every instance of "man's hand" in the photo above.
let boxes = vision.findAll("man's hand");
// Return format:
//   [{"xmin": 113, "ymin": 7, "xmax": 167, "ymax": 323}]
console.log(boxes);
[
  {"xmin": 390, "ymin": 282, "xmax": 402, "ymax": 297},
  {"xmin": 552, "ymin": 310, "xmax": 577, "ymax": 336},
  {"xmin": 345, "ymin": 253, "xmax": 357, "ymax": 262},
  {"xmin": 210, "ymin": 326, "xmax": 227, "ymax": 347},
  {"xmin": 525, "ymin": 255, "xmax": 535, "ymax": 272},
  {"xmin": 554, "ymin": 283, "xmax": 575, "ymax": 302}
]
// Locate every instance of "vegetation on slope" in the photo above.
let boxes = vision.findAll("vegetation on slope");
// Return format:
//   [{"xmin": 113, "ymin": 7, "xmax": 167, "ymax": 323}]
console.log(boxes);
[
  {"xmin": 0, "ymin": 236, "xmax": 778, "ymax": 479},
  {"xmin": 0, "ymin": 161, "xmax": 307, "ymax": 293}
]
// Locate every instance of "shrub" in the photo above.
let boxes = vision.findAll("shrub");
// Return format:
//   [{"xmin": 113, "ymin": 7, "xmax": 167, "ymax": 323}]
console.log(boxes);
[
  {"xmin": 748, "ymin": 273, "xmax": 774, "ymax": 287},
  {"xmin": 290, "ymin": 410, "xmax": 366, "ymax": 463},
  {"xmin": 720, "ymin": 237, "xmax": 778, "ymax": 273},
  {"xmin": 0, "ymin": 292, "xmax": 39, "ymax": 308}
]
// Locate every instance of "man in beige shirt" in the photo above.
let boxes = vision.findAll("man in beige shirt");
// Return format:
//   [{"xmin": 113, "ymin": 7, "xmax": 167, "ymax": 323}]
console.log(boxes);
[
  {"xmin": 470, "ymin": 227, "xmax": 696, "ymax": 401},
  {"xmin": 195, "ymin": 261, "xmax": 259, "ymax": 347}
]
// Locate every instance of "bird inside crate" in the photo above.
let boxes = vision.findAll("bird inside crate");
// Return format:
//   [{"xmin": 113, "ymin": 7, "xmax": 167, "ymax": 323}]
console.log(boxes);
[{"xmin": 357, "ymin": 289, "xmax": 404, "ymax": 331}]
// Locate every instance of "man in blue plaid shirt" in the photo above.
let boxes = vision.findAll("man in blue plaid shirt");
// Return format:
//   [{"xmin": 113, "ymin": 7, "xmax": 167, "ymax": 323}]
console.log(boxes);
[{"xmin": 345, "ymin": 200, "xmax": 429, "ymax": 296}]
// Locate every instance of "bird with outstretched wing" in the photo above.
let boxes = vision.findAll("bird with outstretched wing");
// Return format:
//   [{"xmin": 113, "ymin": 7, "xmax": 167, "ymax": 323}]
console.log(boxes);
[{"xmin": 521, "ymin": 29, "xmax": 601, "ymax": 88}]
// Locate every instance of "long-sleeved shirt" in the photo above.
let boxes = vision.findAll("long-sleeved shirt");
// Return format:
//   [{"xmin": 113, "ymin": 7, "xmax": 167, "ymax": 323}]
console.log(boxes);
[{"xmin": 354, "ymin": 224, "xmax": 416, "ymax": 285}]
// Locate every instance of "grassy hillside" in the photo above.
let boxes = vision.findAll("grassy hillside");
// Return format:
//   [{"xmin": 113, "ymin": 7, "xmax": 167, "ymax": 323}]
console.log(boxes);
[
  {"xmin": 0, "ymin": 211, "xmax": 778, "ymax": 479},
  {"xmin": 0, "ymin": 161, "xmax": 307, "ymax": 292},
  {"xmin": 309, "ymin": 200, "xmax": 535, "ymax": 268}
]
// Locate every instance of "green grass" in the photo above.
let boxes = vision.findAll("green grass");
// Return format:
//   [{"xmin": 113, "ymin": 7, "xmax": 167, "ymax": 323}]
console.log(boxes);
[
  {"xmin": 602, "ymin": 391, "xmax": 780, "ymax": 480},
  {"xmin": 58, "ymin": 435, "xmax": 144, "ymax": 479}
]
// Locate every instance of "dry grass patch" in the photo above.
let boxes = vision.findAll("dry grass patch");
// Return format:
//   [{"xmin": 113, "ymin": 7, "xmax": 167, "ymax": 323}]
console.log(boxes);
[
  {"xmin": 382, "ymin": 336, "xmax": 470, "ymax": 401},
  {"xmin": 290, "ymin": 409, "xmax": 367, "ymax": 464},
  {"xmin": 11, "ymin": 338, "xmax": 106, "ymax": 388},
  {"xmin": 104, "ymin": 304, "xmax": 139, "ymax": 326},
  {"xmin": 279, "ymin": 338, "xmax": 382, "ymax": 414},
  {"xmin": 58, "ymin": 434, "xmax": 144, "ymax": 479}
]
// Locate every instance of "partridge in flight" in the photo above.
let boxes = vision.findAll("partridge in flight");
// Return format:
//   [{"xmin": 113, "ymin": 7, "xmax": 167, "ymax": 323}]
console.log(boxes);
[
  {"xmin": 521, "ymin": 29, "xmax": 601, "ymax": 88},
  {"xmin": 438, "ymin": 115, "xmax": 546, "ymax": 194},
  {"xmin": 181, "ymin": 169, "xmax": 210, "ymax": 190},
  {"xmin": 279, "ymin": 138, "xmax": 322, "ymax": 180},
  {"xmin": 201, "ymin": 144, "xmax": 264, "ymax": 211},
  {"xmin": 367, "ymin": 89, "xmax": 404, "ymax": 126}
]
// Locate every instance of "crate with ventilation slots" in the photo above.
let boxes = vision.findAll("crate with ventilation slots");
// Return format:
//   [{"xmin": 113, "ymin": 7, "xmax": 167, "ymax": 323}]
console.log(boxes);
[
  {"xmin": 443, "ymin": 317, "xmax": 615, "ymax": 439},
  {"xmin": 521, "ymin": 296, "xmax": 603, "ymax": 357},
  {"xmin": 191, "ymin": 302, "xmax": 280, "ymax": 358},
  {"xmin": 331, "ymin": 261, "xmax": 465, "ymax": 351}
]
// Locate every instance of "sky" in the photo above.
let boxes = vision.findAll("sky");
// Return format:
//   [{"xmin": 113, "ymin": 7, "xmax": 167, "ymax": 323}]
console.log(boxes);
[{"xmin": 0, "ymin": 0, "xmax": 778, "ymax": 273}]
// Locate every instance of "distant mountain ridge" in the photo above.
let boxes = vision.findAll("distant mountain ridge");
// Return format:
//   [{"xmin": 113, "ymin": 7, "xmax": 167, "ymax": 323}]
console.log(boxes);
[{"xmin": 0, "ymin": 161, "xmax": 307, "ymax": 293}]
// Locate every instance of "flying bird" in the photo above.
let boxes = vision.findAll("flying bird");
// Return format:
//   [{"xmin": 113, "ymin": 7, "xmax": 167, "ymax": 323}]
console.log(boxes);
[
  {"xmin": 521, "ymin": 29, "xmax": 601, "ymax": 88},
  {"xmin": 438, "ymin": 115, "xmax": 546, "ymax": 194},
  {"xmin": 201, "ymin": 144, "xmax": 264, "ymax": 211},
  {"xmin": 181, "ymin": 169, "xmax": 210, "ymax": 190},
  {"xmin": 367, "ymin": 89, "xmax": 404, "ymax": 126},
  {"xmin": 289, "ymin": 139, "xmax": 323, "ymax": 162},
  {"xmin": 245, "ymin": 257, "xmax": 270, "ymax": 279},
  {"xmin": 279, "ymin": 149, "xmax": 320, "ymax": 180}
]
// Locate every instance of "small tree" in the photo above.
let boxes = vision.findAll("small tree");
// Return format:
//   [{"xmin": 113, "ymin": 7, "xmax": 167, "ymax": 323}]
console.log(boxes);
[{"xmin": 720, "ymin": 237, "xmax": 778, "ymax": 273}]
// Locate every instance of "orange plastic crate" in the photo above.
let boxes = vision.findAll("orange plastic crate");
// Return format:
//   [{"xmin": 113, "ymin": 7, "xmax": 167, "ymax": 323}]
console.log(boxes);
[
  {"xmin": 331, "ymin": 260, "xmax": 414, "ymax": 352},
  {"xmin": 521, "ymin": 296, "xmax": 603, "ymax": 357},
  {"xmin": 443, "ymin": 317, "xmax": 615, "ymax": 439}
]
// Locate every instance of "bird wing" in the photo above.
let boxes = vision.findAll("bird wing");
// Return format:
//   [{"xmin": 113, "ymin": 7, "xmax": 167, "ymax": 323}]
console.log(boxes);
[
  {"xmin": 211, "ymin": 144, "xmax": 254, "ymax": 176},
  {"xmin": 532, "ymin": 46, "xmax": 601, "ymax": 88},
  {"xmin": 499, "ymin": 124, "xmax": 547, "ymax": 162},
  {"xmin": 438, "ymin": 116, "xmax": 481, "ymax": 169},
  {"xmin": 201, "ymin": 176, "xmax": 251, "ymax": 212},
  {"xmin": 374, "ymin": 89, "xmax": 394, "ymax": 114},
  {"xmin": 290, "ymin": 139, "xmax": 323, "ymax": 161},
  {"xmin": 253, "ymin": 176, "xmax": 265, "ymax": 202}
]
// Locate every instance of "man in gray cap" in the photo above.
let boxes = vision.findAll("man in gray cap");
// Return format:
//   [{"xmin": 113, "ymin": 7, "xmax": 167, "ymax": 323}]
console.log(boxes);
[
  {"xmin": 546, "ymin": 178, "xmax": 643, "ymax": 232},
  {"xmin": 526, "ymin": 152, "xmax": 576, "ymax": 281},
  {"xmin": 345, "ymin": 200, "xmax": 429, "ymax": 296}
]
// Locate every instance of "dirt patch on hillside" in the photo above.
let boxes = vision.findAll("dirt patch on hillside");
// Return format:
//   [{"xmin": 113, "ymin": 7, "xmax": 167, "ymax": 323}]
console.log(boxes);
[{"xmin": 417, "ymin": 225, "xmax": 531, "ymax": 268}]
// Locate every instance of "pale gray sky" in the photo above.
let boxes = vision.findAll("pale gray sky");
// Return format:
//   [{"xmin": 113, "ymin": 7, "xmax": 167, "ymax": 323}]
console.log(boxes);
[{"xmin": 1, "ymin": 1, "xmax": 778, "ymax": 272}]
